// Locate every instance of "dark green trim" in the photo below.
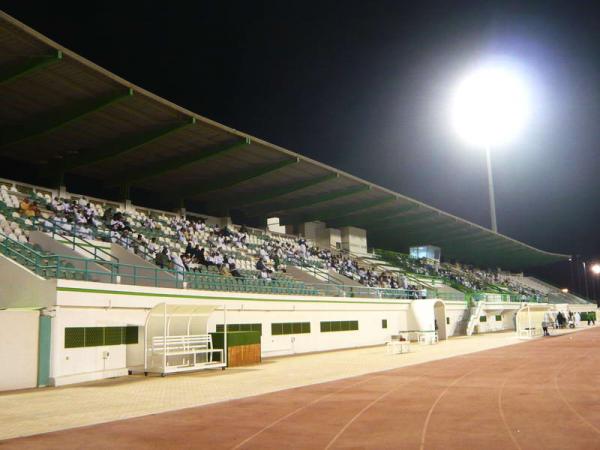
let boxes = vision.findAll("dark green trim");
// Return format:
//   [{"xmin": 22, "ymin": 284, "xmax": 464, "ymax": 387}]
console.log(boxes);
[
  {"xmin": 0, "ymin": 51, "xmax": 62, "ymax": 85},
  {"xmin": 59, "ymin": 119, "xmax": 194, "ymax": 172},
  {"xmin": 230, "ymin": 173, "xmax": 338, "ymax": 210},
  {"xmin": 261, "ymin": 184, "xmax": 370, "ymax": 218},
  {"xmin": 56, "ymin": 286, "xmax": 413, "ymax": 306},
  {"xmin": 184, "ymin": 158, "xmax": 298, "ymax": 199},
  {"xmin": 111, "ymin": 137, "xmax": 250, "ymax": 186},
  {"xmin": 0, "ymin": 89, "xmax": 133, "ymax": 149}
]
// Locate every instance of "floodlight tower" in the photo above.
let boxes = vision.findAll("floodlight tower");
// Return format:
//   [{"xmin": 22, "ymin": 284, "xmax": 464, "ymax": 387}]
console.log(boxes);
[{"xmin": 451, "ymin": 61, "xmax": 531, "ymax": 232}]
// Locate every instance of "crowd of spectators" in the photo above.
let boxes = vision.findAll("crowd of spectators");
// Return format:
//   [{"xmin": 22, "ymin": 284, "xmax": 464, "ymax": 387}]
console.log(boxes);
[{"xmin": 2, "ymin": 189, "xmax": 549, "ymax": 299}]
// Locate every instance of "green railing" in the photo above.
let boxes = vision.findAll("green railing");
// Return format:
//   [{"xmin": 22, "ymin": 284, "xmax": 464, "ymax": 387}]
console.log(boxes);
[
  {"xmin": 1, "ymin": 232, "xmax": 437, "ymax": 300},
  {"xmin": 34, "ymin": 216, "xmax": 118, "ymax": 264}
]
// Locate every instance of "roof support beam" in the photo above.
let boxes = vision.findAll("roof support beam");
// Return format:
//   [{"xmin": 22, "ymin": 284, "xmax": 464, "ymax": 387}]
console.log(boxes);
[
  {"xmin": 328, "ymin": 203, "xmax": 417, "ymax": 228},
  {"xmin": 184, "ymin": 158, "xmax": 299, "ymax": 199},
  {"xmin": 225, "ymin": 173, "xmax": 338, "ymax": 211},
  {"xmin": 266, "ymin": 185, "xmax": 370, "ymax": 219},
  {"xmin": 396, "ymin": 221, "xmax": 463, "ymax": 243},
  {"xmin": 369, "ymin": 210, "xmax": 438, "ymax": 232},
  {"xmin": 0, "ymin": 89, "xmax": 133, "ymax": 150},
  {"xmin": 59, "ymin": 118, "xmax": 195, "ymax": 173},
  {"xmin": 285, "ymin": 195, "xmax": 396, "ymax": 225},
  {"xmin": 420, "ymin": 222, "xmax": 472, "ymax": 245},
  {"xmin": 0, "ymin": 51, "xmax": 62, "ymax": 85},
  {"xmin": 431, "ymin": 227, "xmax": 481, "ymax": 244},
  {"xmin": 106, "ymin": 135, "xmax": 248, "ymax": 186}
]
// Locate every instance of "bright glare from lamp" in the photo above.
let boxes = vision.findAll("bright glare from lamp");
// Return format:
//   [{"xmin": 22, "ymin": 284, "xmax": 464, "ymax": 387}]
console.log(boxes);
[
  {"xmin": 451, "ymin": 61, "xmax": 531, "ymax": 148},
  {"xmin": 561, "ymin": 288, "xmax": 569, "ymax": 293},
  {"xmin": 591, "ymin": 263, "xmax": 600, "ymax": 275}
]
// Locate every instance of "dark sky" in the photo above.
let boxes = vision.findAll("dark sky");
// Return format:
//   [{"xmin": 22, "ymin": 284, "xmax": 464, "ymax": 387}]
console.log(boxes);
[{"xmin": 3, "ymin": 1, "xmax": 600, "ymax": 290}]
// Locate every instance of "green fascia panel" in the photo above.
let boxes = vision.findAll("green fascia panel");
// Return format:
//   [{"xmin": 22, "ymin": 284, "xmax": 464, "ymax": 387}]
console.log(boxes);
[
  {"xmin": 0, "ymin": 89, "xmax": 133, "ymax": 149},
  {"xmin": 37, "ymin": 315, "xmax": 51, "ymax": 387},
  {"xmin": 286, "ymin": 195, "xmax": 396, "ymax": 225},
  {"xmin": 257, "ymin": 184, "xmax": 370, "ymax": 217},
  {"xmin": 61, "ymin": 119, "xmax": 196, "ymax": 173},
  {"xmin": 108, "ymin": 135, "xmax": 247, "ymax": 186},
  {"xmin": 0, "ymin": 51, "xmax": 62, "ymax": 85},
  {"xmin": 184, "ymin": 158, "xmax": 298, "ymax": 198},
  {"xmin": 329, "ymin": 203, "xmax": 417, "ymax": 228}
]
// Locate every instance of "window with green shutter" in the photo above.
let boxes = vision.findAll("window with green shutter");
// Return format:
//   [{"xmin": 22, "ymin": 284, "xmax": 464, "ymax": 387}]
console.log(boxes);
[
  {"xmin": 64, "ymin": 326, "xmax": 139, "ymax": 348},
  {"xmin": 495, "ymin": 315, "xmax": 502, "ymax": 321},
  {"xmin": 320, "ymin": 321, "xmax": 359, "ymax": 333},
  {"xmin": 125, "ymin": 326, "xmax": 139, "ymax": 344},
  {"xmin": 382, "ymin": 319, "xmax": 388, "ymax": 329},
  {"xmin": 479, "ymin": 316, "xmax": 487, "ymax": 322},
  {"xmin": 271, "ymin": 322, "xmax": 310, "ymax": 335},
  {"xmin": 65, "ymin": 327, "xmax": 85, "ymax": 348},
  {"xmin": 85, "ymin": 327, "xmax": 104, "ymax": 347},
  {"xmin": 216, "ymin": 323, "xmax": 262, "ymax": 335},
  {"xmin": 104, "ymin": 327, "xmax": 124, "ymax": 346}
]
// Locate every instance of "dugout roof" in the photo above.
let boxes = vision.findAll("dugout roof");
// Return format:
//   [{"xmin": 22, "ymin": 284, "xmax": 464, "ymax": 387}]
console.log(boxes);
[{"xmin": 0, "ymin": 11, "xmax": 570, "ymax": 270}]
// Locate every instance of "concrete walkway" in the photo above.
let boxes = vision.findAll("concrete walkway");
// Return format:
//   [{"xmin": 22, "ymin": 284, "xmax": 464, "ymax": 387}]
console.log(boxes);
[{"xmin": 0, "ymin": 328, "xmax": 590, "ymax": 440}]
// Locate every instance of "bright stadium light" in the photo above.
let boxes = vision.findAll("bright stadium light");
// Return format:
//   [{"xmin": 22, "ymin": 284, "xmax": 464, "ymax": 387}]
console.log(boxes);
[
  {"xmin": 451, "ymin": 62, "xmax": 531, "ymax": 148},
  {"xmin": 591, "ymin": 264, "xmax": 600, "ymax": 275},
  {"xmin": 450, "ymin": 60, "xmax": 531, "ymax": 232}
]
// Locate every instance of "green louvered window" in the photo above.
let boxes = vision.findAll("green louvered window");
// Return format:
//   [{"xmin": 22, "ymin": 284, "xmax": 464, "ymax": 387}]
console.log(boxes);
[
  {"xmin": 64, "ymin": 326, "xmax": 139, "ymax": 348},
  {"xmin": 216, "ymin": 323, "xmax": 262, "ymax": 335},
  {"xmin": 320, "ymin": 321, "xmax": 359, "ymax": 333},
  {"xmin": 271, "ymin": 322, "xmax": 311, "ymax": 335}
]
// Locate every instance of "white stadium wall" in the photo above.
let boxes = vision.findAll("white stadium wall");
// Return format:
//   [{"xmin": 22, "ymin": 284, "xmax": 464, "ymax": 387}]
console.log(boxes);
[
  {"xmin": 0, "ymin": 254, "xmax": 56, "ymax": 309},
  {"xmin": 0, "ymin": 310, "xmax": 40, "ymax": 391}
]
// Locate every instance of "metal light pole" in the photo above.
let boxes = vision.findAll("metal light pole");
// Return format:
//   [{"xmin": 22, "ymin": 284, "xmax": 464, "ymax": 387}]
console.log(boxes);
[
  {"xmin": 485, "ymin": 146, "xmax": 498, "ymax": 233},
  {"xmin": 583, "ymin": 261, "xmax": 590, "ymax": 299}
]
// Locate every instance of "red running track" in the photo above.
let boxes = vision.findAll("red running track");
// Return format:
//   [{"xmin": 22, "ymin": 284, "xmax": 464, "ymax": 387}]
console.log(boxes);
[{"xmin": 3, "ymin": 328, "xmax": 600, "ymax": 450}]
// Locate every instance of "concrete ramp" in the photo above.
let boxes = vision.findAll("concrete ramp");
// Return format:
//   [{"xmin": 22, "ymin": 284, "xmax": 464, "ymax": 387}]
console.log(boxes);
[
  {"xmin": 110, "ymin": 244, "xmax": 176, "ymax": 288},
  {"xmin": 29, "ymin": 231, "xmax": 112, "ymax": 282}
]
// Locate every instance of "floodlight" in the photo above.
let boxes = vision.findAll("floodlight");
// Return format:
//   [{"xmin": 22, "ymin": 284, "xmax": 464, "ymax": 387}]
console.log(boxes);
[
  {"xmin": 591, "ymin": 263, "xmax": 600, "ymax": 275},
  {"xmin": 451, "ymin": 62, "xmax": 531, "ymax": 148}
]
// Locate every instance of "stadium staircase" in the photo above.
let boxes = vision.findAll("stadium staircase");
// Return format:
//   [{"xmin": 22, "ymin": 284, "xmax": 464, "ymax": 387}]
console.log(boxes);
[{"xmin": 466, "ymin": 301, "xmax": 484, "ymax": 336}]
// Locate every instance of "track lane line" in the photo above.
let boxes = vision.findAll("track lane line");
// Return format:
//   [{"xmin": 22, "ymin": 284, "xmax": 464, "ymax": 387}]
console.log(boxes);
[
  {"xmin": 323, "ymin": 377, "xmax": 414, "ymax": 450},
  {"xmin": 554, "ymin": 356, "xmax": 600, "ymax": 435},
  {"xmin": 231, "ymin": 373, "xmax": 387, "ymax": 449},
  {"xmin": 419, "ymin": 366, "xmax": 478, "ymax": 450}
]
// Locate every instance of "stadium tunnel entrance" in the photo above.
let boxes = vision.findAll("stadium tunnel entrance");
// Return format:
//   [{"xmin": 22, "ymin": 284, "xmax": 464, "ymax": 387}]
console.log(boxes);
[{"xmin": 409, "ymin": 299, "xmax": 447, "ymax": 340}]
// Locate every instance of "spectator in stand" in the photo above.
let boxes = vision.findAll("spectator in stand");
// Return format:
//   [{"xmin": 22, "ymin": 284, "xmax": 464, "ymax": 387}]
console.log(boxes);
[
  {"xmin": 155, "ymin": 247, "xmax": 170, "ymax": 269},
  {"xmin": 230, "ymin": 263, "xmax": 243, "ymax": 278}
]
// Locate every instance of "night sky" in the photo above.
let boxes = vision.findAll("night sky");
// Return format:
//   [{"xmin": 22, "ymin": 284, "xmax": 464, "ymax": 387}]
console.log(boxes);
[{"xmin": 3, "ymin": 1, "xmax": 600, "ymax": 296}]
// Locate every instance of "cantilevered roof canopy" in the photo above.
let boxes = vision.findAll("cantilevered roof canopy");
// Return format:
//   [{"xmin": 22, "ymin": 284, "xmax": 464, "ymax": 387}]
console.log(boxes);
[{"xmin": 0, "ymin": 11, "xmax": 570, "ymax": 270}]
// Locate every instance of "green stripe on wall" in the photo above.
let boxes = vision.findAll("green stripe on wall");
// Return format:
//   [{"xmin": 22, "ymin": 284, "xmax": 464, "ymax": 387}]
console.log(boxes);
[{"xmin": 56, "ymin": 286, "xmax": 414, "ymax": 306}]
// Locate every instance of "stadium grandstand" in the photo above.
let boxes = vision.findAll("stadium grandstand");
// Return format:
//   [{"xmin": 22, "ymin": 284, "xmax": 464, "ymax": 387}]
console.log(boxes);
[{"xmin": 0, "ymin": 10, "xmax": 597, "ymax": 392}]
